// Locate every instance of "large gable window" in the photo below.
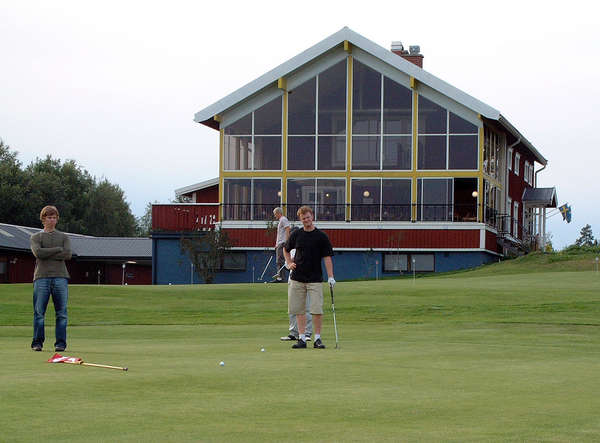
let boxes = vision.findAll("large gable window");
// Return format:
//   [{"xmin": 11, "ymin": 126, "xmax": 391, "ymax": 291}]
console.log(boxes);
[
  {"xmin": 352, "ymin": 60, "xmax": 412, "ymax": 170},
  {"xmin": 287, "ymin": 61, "xmax": 346, "ymax": 171},
  {"xmin": 418, "ymin": 96, "xmax": 478, "ymax": 170},
  {"xmin": 223, "ymin": 97, "xmax": 282, "ymax": 171}
]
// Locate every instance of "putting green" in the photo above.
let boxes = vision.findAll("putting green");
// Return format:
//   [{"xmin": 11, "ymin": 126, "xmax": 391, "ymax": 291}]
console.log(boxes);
[{"xmin": 2, "ymin": 269, "xmax": 600, "ymax": 441}]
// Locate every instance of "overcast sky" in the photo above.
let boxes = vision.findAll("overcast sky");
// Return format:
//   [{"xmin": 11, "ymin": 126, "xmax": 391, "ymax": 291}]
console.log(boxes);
[{"xmin": 1, "ymin": 0, "xmax": 599, "ymax": 249}]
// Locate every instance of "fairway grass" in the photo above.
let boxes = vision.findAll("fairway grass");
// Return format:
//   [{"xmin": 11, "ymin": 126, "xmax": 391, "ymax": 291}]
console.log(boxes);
[{"xmin": 2, "ymin": 270, "xmax": 600, "ymax": 442}]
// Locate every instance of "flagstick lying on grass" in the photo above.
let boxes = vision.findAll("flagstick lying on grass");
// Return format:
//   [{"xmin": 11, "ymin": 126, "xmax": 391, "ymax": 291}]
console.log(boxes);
[{"xmin": 47, "ymin": 353, "xmax": 128, "ymax": 371}]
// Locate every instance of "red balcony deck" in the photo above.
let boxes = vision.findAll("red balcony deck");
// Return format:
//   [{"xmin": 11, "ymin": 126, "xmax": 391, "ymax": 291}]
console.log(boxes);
[{"xmin": 152, "ymin": 204, "xmax": 219, "ymax": 231}]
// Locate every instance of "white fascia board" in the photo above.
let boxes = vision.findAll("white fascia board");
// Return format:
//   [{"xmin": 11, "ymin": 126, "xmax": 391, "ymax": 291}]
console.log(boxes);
[{"xmin": 175, "ymin": 177, "xmax": 219, "ymax": 196}]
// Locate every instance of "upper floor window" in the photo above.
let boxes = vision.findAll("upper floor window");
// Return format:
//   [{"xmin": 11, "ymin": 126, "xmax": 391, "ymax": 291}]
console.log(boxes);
[
  {"xmin": 524, "ymin": 161, "xmax": 533, "ymax": 185},
  {"xmin": 351, "ymin": 60, "xmax": 412, "ymax": 170},
  {"xmin": 418, "ymin": 96, "xmax": 478, "ymax": 170},
  {"xmin": 514, "ymin": 152, "xmax": 521, "ymax": 176},
  {"xmin": 507, "ymin": 147, "xmax": 513, "ymax": 171},
  {"xmin": 287, "ymin": 61, "xmax": 347, "ymax": 171},
  {"xmin": 223, "ymin": 97, "xmax": 282, "ymax": 171}
]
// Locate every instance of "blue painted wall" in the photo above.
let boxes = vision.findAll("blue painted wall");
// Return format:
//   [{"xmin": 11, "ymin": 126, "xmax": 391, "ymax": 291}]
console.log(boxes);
[{"xmin": 153, "ymin": 235, "xmax": 499, "ymax": 284}]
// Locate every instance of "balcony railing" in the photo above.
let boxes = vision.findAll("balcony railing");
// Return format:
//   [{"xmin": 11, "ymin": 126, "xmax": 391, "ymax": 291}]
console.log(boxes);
[{"xmin": 221, "ymin": 203, "xmax": 483, "ymax": 223}]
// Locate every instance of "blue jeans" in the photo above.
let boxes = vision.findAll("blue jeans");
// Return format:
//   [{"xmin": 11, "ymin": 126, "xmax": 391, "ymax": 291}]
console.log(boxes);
[{"xmin": 32, "ymin": 278, "xmax": 69, "ymax": 349}]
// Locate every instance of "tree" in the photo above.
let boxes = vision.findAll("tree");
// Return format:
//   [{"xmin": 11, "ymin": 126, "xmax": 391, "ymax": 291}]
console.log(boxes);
[
  {"xmin": 575, "ymin": 224, "xmax": 595, "ymax": 247},
  {"xmin": 136, "ymin": 201, "xmax": 156, "ymax": 237},
  {"xmin": 0, "ymin": 140, "xmax": 139, "ymax": 236},
  {"xmin": 0, "ymin": 140, "xmax": 28, "ymax": 226},
  {"xmin": 24, "ymin": 156, "xmax": 95, "ymax": 232},
  {"xmin": 180, "ymin": 227, "xmax": 231, "ymax": 284},
  {"xmin": 85, "ymin": 180, "xmax": 137, "ymax": 237}
]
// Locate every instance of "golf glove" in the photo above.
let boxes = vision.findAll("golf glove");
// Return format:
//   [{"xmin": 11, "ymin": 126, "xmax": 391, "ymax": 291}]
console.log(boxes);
[{"xmin": 328, "ymin": 277, "xmax": 336, "ymax": 288}]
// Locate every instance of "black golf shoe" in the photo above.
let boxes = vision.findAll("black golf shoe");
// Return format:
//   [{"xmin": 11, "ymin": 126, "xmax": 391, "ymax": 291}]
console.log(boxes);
[
  {"xmin": 313, "ymin": 338, "xmax": 326, "ymax": 349},
  {"xmin": 55, "ymin": 346, "xmax": 65, "ymax": 352},
  {"xmin": 32, "ymin": 345, "xmax": 42, "ymax": 352},
  {"xmin": 292, "ymin": 339, "xmax": 307, "ymax": 349}
]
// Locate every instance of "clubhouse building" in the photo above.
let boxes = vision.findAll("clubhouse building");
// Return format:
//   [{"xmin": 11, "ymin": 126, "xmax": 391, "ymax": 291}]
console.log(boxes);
[{"xmin": 151, "ymin": 27, "xmax": 557, "ymax": 284}]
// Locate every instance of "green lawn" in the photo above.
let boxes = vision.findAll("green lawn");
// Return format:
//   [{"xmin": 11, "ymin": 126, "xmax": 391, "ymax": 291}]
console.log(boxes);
[{"xmin": 2, "ymin": 267, "xmax": 600, "ymax": 442}]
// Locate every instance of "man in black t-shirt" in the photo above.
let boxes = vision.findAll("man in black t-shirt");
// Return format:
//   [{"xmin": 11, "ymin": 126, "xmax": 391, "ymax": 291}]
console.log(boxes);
[{"xmin": 284, "ymin": 206, "xmax": 336, "ymax": 349}]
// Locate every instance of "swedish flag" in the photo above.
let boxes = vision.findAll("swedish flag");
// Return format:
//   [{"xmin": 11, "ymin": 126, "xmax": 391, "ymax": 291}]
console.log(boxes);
[{"xmin": 558, "ymin": 204, "xmax": 572, "ymax": 223}]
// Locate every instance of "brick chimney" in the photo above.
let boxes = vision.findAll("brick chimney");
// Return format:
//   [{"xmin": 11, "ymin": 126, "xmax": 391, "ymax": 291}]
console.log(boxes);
[{"xmin": 391, "ymin": 41, "xmax": 424, "ymax": 68}]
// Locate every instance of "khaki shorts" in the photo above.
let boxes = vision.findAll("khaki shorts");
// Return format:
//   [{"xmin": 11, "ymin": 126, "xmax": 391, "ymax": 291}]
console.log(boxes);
[{"xmin": 288, "ymin": 280, "xmax": 323, "ymax": 315}]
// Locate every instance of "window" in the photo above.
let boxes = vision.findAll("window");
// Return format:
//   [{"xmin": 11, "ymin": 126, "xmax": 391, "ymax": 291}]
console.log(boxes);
[
  {"xmin": 383, "ymin": 253, "xmax": 434, "ymax": 272},
  {"xmin": 222, "ymin": 253, "xmax": 246, "ymax": 271},
  {"xmin": 352, "ymin": 179, "xmax": 380, "ymax": 220},
  {"xmin": 514, "ymin": 152, "xmax": 521, "ymax": 176},
  {"xmin": 223, "ymin": 97, "xmax": 282, "ymax": 171},
  {"xmin": 507, "ymin": 196, "xmax": 512, "ymax": 234},
  {"xmin": 317, "ymin": 179, "xmax": 346, "ymax": 221},
  {"xmin": 223, "ymin": 178, "xmax": 280, "ymax": 221},
  {"xmin": 513, "ymin": 201, "xmax": 519, "ymax": 238},
  {"xmin": 384, "ymin": 253, "xmax": 408, "ymax": 272},
  {"xmin": 287, "ymin": 62, "xmax": 346, "ymax": 171},
  {"xmin": 413, "ymin": 254, "xmax": 435, "ymax": 272},
  {"xmin": 352, "ymin": 60, "xmax": 412, "ymax": 170},
  {"xmin": 351, "ymin": 179, "xmax": 411, "ymax": 221},
  {"xmin": 286, "ymin": 178, "xmax": 345, "ymax": 221},
  {"xmin": 418, "ymin": 96, "xmax": 478, "ymax": 170},
  {"xmin": 382, "ymin": 179, "xmax": 411, "ymax": 221},
  {"xmin": 417, "ymin": 178, "xmax": 453, "ymax": 221},
  {"xmin": 507, "ymin": 148, "xmax": 513, "ymax": 171},
  {"xmin": 483, "ymin": 127, "xmax": 501, "ymax": 180},
  {"xmin": 223, "ymin": 179, "xmax": 251, "ymax": 220},
  {"xmin": 524, "ymin": 161, "xmax": 534, "ymax": 185}
]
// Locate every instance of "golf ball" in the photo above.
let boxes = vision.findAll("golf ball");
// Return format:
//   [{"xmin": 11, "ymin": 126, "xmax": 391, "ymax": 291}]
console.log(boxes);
[
  {"xmin": 219, "ymin": 361, "xmax": 225, "ymax": 366},
  {"xmin": 261, "ymin": 348, "xmax": 265, "ymax": 352}
]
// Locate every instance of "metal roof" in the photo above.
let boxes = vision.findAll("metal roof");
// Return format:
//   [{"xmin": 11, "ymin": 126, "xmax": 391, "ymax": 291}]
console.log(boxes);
[
  {"xmin": 522, "ymin": 187, "xmax": 558, "ymax": 208},
  {"xmin": 194, "ymin": 26, "xmax": 547, "ymax": 165},
  {"xmin": 0, "ymin": 223, "xmax": 151, "ymax": 259}
]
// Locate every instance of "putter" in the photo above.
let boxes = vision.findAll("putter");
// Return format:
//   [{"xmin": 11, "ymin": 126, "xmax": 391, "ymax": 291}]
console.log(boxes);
[
  {"xmin": 330, "ymin": 284, "xmax": 339, "ymax": 349},
  {"xmin": 259, "ymin": 255, "xmax": 273, "ymax": 281}
]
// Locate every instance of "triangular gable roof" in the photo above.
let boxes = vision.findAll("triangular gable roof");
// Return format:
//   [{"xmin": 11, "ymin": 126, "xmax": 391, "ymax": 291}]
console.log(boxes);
[{"xmin": 194, "ymin": 27, "xmax": 547, "ymax": 165}]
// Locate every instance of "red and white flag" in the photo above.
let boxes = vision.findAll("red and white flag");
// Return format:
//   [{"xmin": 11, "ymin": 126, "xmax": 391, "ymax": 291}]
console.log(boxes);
[{"xmin": 47, "ymin": 353, "xmax": 82, "ymax": 364}]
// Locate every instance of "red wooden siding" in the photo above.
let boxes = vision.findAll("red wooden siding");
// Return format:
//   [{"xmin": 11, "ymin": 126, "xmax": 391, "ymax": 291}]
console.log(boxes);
[
  {"xmin": 224, "ymin": 228, "xmax": 480, "ymax": 249},
  {"xmin": 182, "ymin": 185, "xmax": 218, "ymax": 203},
  {"xmin": 152, "ymin": 204, "xmax": 219, "ymax": 231},
  {"xmin": 485, "ymin": 229, "xmax": 500, "ymax": 253}
]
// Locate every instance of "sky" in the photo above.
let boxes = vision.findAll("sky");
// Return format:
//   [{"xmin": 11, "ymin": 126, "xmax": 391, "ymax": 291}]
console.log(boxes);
[{"xmin": 1, "ymin": 0, "xmax": 599, "ymax": 249}]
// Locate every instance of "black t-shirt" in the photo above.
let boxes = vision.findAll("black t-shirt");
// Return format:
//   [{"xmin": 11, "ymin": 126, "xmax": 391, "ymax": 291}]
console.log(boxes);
[{"xmin": 285, "ymin": 227, "xmax": 333, "ymax": 283}]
